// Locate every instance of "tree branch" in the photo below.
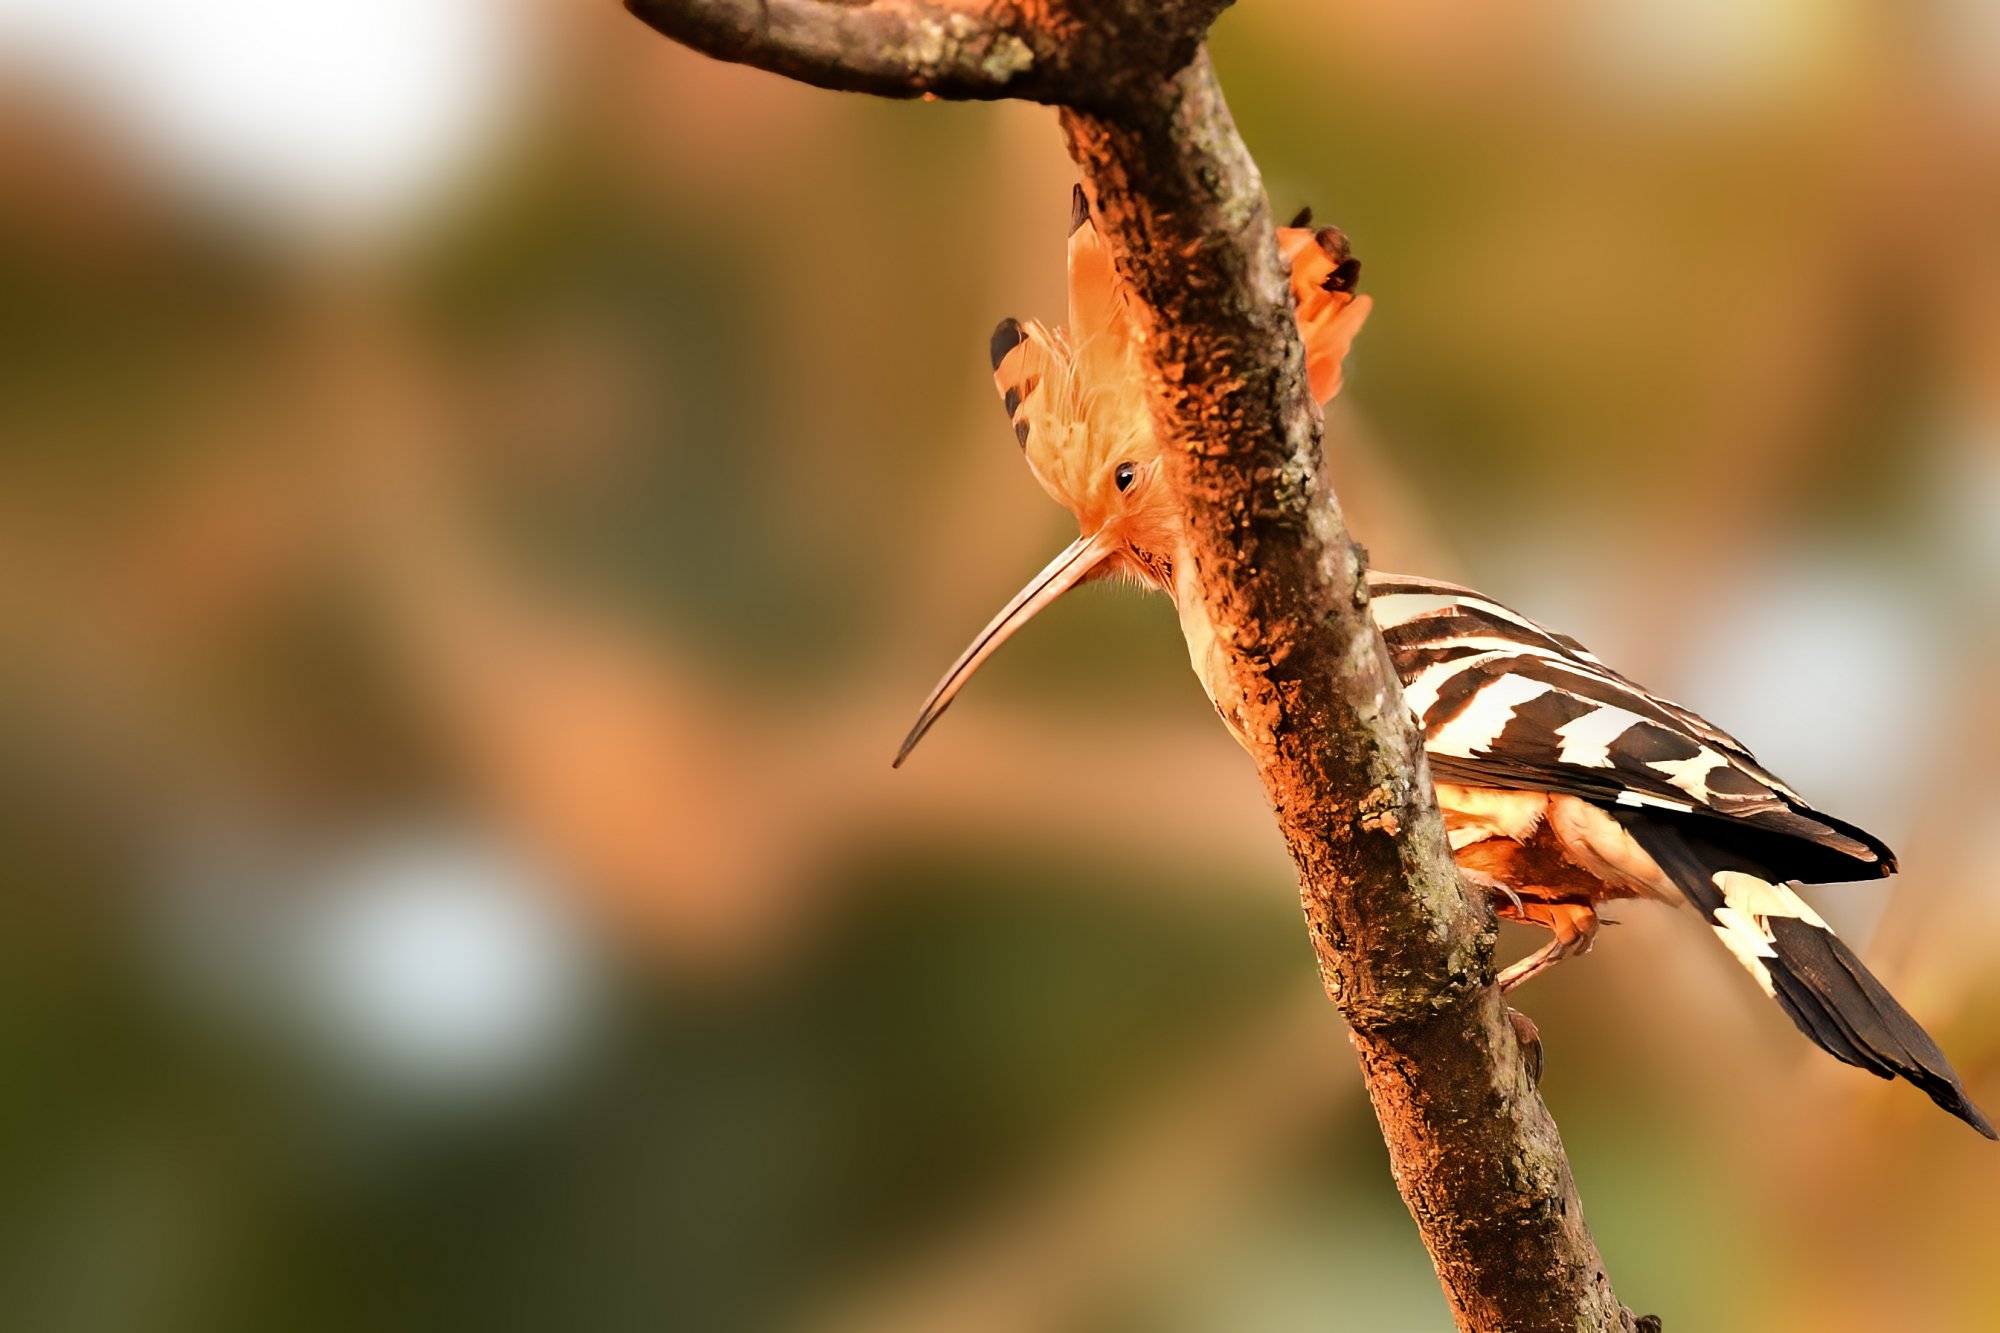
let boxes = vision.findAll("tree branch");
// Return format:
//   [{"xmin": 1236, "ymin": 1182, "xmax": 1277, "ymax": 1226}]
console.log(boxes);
[
  {"xmin": 1061, "ymin": 56, "xmax": 1643, "ymax": 1331},
  {"xmin": 624, "ymin": 0, "xmax": 1227, "ymax": 106},
  {"xmin": 626, "ymin": 4, "xmax": 1651, "ymax": 1329}
]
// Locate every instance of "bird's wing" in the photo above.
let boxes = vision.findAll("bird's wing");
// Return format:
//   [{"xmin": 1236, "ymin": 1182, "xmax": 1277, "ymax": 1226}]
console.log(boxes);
[{"xmin": 1368, "ymin": 572, "xmax": 1896, "ymax": 881}]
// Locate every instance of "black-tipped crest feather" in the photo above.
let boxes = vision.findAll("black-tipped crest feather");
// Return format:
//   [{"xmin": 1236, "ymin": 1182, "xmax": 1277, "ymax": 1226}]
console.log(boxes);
[{"xmin": 989, "ymin": 317, "xmax": 1026, "ymax": 371}]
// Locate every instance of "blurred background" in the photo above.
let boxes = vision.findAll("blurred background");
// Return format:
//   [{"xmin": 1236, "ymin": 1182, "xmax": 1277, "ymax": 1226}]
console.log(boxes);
[{"xmin": 2, "ymin": 1, "xmax": 1998, "ymax": 1329}]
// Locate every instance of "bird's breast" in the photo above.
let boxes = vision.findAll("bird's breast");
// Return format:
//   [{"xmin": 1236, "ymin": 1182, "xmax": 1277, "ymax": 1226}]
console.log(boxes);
[{"xmin": 1170, "ymin": 567, "xmax": 1259, "ymax": 748}]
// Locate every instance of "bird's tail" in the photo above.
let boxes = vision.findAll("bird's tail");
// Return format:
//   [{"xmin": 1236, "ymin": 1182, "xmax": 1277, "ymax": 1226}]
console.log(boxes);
[{"xmin": 1620, "ymin": 817, "xmax": 1995, "ymax": 1139}]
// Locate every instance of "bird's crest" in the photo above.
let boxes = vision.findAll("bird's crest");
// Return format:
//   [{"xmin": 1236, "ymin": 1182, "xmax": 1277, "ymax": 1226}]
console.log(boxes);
[{"xmin": 989, "ymin": 189, "xmax": 1374, "ymax": 528}]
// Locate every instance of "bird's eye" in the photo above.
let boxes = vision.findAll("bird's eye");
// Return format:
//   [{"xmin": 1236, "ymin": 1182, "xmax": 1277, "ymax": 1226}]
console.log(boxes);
[{"xmin": 1114, "ymin": 461, "xmax": 1137, "ymax": 492}]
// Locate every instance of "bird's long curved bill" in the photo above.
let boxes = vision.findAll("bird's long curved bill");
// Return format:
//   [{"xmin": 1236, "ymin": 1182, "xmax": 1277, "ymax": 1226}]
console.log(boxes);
[{"xmin": 894, "ymin": 529, "xmax": 1120, "ymax": 767}]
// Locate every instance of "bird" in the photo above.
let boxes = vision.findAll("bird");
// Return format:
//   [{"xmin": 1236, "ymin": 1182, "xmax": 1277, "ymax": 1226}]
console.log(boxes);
[{"xmin": 893, "ymin": 184, "xmax": 1994, "ymax": 1138}]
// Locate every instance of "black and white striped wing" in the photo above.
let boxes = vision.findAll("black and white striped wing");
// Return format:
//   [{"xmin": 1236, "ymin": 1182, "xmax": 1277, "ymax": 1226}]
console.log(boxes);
[{"xmin": 1367, "ymin": 573, "xmax": 1896, "ymax": 882}]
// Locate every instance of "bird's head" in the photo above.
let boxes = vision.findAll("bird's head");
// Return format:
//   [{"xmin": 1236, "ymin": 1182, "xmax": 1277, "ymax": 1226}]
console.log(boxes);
[
  {"xmin": 987, "ymin": 312, "xmax": 1180, "ymax": 590},
  {"xmin": 894, "ymin": 189, "xmax": 1372, "ymax": 765}
]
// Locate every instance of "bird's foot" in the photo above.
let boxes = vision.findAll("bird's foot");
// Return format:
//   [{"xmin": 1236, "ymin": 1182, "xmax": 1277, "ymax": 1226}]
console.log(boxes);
[
  {"xmin": 1497, "ymin": 936, "xmax": 1575, "ymax": 992},
  {"xmin": 1495, "ymin": 900, "xmax": 1599, "ymax": 992}
]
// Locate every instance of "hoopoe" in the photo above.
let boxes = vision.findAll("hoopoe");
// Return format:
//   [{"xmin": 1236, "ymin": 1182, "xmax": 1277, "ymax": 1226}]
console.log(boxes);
[{"xmin": 895, "ymin": 185, "xmax": 1993, "ymax": 1138}]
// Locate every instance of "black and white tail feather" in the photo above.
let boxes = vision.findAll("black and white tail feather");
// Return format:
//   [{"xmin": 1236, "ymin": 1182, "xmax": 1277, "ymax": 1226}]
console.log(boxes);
[
  {"xmin": 1621, "ymin": 818, "xmax": 1994, "ymax": 1137},
  {"xmin": 1369, "ymin": 571, "xmax": 1995, "ymax": 1138}
]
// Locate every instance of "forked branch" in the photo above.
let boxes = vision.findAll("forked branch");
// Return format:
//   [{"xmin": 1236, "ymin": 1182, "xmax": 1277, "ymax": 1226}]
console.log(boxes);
[{"xmin": 624, "ymin": 3, "xmax": 1651, "ymax": 1329}]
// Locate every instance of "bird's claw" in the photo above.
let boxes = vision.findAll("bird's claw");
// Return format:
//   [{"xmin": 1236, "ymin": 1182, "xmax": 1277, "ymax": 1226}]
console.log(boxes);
[{"xmin": 1507, "ymin": 1007, "xmax": 1544, "ymax": 1087}]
